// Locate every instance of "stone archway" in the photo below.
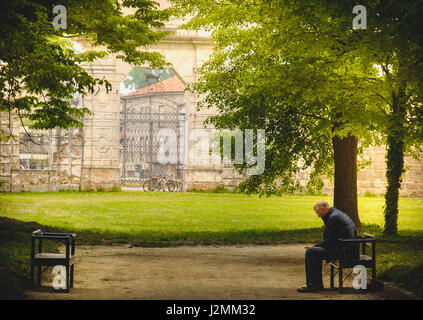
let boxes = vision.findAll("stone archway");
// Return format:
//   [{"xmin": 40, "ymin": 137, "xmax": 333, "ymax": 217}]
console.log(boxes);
[
  {"xmin": 77, "ymin": 5, "xmax": 226, "ymax": 191},
  {"xmin": 0, "ymin": 1, "xmax": 243, "ymax": 192},
  {"xmin": 119, "ymin": 68, "xmax": 186, "ymax": 190}
]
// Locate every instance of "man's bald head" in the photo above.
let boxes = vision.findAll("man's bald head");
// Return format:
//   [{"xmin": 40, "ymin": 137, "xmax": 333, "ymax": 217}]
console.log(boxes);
[{"xmin": 314, "ymin": 201, "xmax": 331, "ymax": 217}]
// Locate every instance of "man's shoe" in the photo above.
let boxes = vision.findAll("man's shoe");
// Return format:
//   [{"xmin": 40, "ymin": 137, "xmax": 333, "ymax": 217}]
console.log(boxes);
[{"xmin": 297, "ymin": 285, "xmax": 324, "ymax": 293}]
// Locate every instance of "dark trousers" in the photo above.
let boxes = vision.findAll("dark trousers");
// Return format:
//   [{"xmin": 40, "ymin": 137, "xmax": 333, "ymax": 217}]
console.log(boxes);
[{"xmin": 305, "ymin": 245, "xmax": 340, "ymax": 288}]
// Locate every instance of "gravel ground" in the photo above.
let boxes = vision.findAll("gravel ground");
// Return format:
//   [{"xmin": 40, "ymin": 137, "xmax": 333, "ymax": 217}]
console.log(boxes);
[{"xmin": 24, "ymin": 244, "xmax": 386, "ymax": 300}]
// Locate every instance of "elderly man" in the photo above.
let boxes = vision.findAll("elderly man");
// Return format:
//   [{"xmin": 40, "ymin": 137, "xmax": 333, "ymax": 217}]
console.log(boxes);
[{"xmin": 297, "ymin": 201, "xmax": 357, "ymax": 293}]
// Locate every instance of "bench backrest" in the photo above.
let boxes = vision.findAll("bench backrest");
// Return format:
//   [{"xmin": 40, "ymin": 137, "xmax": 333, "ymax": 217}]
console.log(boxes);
[{"xmin": 341, "ymin": 242, "xmax": 360, "ymax": 265}]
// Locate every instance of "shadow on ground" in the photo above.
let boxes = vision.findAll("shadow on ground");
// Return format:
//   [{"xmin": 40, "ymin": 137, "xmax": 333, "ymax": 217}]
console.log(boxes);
[{"xmin": 1, "ymin": 216, "xmax": 422, "ymax": 299}]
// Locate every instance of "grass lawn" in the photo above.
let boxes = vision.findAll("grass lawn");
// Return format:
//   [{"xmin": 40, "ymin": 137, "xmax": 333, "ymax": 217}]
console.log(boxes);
[{"xmin": 0, "ymin": 191, "xmax": 422, "ymax": 298}]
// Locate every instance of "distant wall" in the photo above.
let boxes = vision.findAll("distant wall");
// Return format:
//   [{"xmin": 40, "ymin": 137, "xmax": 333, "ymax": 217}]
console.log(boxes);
[
  {"xmin": 0, "ymin": 112, "xmax": 20, "ymax": 192},
  {"xmin": 322, "ymin": 146, "xmax": 423, "ymax": 198},
  {"xmin": 1, "ymin": 108, "xmax": 422, "ymax": 196}
]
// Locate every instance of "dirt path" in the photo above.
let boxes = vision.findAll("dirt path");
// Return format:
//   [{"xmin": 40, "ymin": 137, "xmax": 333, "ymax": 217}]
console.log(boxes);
[{"xmin": 25, "ymin": 244, "xmax": 386, "ymax": 300}]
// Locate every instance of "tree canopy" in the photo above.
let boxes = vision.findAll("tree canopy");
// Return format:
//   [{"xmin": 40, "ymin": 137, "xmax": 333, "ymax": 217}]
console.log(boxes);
[
  {"xmin": 323, "ymin": 0, "xmax": 423, "ymax": 235},
  {"xmin": 0, "ymin": 0, "xmax": 170, "ymax": 139},
  {"xmin": 171, "ymin": 0, "xmax": 423, "ymax": 232}
]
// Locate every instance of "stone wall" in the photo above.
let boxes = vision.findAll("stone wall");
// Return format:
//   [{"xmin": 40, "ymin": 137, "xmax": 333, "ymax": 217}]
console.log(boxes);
[
  {"xmin": 322, "ymin": 146, "xmax": 423, "ymax": 198},
  {"xmin": 0, "ymin": 111, "xmax": 20, "ymax": 192},
  {"xmin": 3, "ymin": 115, "xmax": 421, "ymax": 196},
  {"xmin": 358, "ymin": 147, "xmax": 423, "ymax": 198},
  {"xmin": 0, "ymin": 124, "xmax": 123, "ymax": 192},
  {"xmin": 3, "ymin": 127, "xmax": 86, "ymax": 192},
  {"xmin": 184, "ymin": 165, "xmax": 246, "ymax": 191}
]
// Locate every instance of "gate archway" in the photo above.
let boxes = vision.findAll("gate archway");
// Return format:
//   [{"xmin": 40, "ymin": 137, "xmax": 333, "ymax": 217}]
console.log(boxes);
[{"xmin": 119, "ymin": 71, "xmax": 186, "ymax": 191}]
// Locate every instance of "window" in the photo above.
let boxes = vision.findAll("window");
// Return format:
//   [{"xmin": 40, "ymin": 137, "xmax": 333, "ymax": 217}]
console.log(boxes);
[{"xmin": 19, "ymin": 131, "xmax": 50, "ymax": 170}]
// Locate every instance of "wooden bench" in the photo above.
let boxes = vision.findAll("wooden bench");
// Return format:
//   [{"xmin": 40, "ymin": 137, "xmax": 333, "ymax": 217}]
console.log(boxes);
[
  {"xmin": 329, "ymin": 233, "xmax": 376, "ymax": 292},
  {"xmin": 30, "ymin": 230, "xmax": 76, "ymax": 292}
]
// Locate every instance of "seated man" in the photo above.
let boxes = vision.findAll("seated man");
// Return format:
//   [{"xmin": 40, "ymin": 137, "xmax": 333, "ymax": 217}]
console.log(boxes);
[{"xmin": 297, "ymin": 200, "xmax": 357, "ymax": 293}]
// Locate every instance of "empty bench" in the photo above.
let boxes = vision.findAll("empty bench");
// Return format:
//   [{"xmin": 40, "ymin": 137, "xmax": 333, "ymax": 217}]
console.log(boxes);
[{"xmin": 31, "ymin": 230, "xmax": 76, "ymax": 292}]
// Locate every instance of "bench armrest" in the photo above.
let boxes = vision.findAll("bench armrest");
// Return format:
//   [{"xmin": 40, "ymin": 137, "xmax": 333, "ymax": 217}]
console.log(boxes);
[
  {"xmin": 31, "ymin": 230, "xmax": 76, "ymax": 259},
  {"xmin": 32, "ymin": 231, "xmax": 75, "ymax": 237},
  {"xmin": 32, "ymin": 234, "xmax": 72, "ymax": 240},
  {"xmin": 356, "ymin": 233, "xmax": 374, "ymax": 239},
  {"xmin": 41, "ymin": 232, "xmax": 76, "ymax": 237},
  {"xmin": 338, "ymin": 238, "xmax": 376, "ymax": 244}
]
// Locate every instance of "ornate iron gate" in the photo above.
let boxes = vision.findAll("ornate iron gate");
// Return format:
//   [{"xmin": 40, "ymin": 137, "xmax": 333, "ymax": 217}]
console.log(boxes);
[{"xmin": 120, "ymin": 92, "xmax": 186, "ymax": 191}]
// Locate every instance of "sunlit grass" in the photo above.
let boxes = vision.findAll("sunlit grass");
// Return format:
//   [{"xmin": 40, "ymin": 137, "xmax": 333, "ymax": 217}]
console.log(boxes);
[
  {"xmin": 0, "ymin": 191, "xmax": 422, "ymax": 298},
  {"xmin": 0, "ymin": 191, "xmax": 421, "ymax": 242}
]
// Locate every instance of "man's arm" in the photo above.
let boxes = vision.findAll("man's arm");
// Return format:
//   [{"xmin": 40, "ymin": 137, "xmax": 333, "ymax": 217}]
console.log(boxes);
[{"xmin": 314, "ymin": 218, "xmax": 340, "ymax": 249}]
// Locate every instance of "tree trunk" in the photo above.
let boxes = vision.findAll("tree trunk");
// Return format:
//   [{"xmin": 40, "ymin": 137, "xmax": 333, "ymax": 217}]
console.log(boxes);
[
  {"xmin": 384, "ymin": 87, "xmax": 407, "ymax": 237},
  {"xmin": 332, "ymin": 133, "xmax": 361, "ymax": 230}
]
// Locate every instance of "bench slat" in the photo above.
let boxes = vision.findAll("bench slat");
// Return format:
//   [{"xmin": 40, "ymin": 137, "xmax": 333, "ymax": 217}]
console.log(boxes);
[{"xmin": 35, "ymin": 253, "xmax": 66, "ymax": 259}]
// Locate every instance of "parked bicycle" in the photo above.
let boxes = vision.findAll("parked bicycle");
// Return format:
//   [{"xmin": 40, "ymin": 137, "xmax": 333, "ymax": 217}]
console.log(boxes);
[
  {"xmin": 156, "ymin": 175, "xmax": 177, "ymax": 192},
  {"xmin": 168, "ymin": 174, "xmax": 181, "ymax": 192},
  {"xmin": 143, "ymin": 175, "xmax": 177, "ymax": 192}
]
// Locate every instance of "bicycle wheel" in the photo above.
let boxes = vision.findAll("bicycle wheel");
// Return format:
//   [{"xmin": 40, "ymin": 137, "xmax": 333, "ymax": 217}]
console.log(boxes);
[
  {"xmin": 161, "ymin": 182, "xmax": 168, "ymax": 192},
  {"xmin": 154, "ymin": 180, "xmax": 163, "ymax": 191},
  {"xmin": 143, "ymin": 180, "xmax": 154, "ymax": 192},
  {"xmin": 167, "ymin": 181, "xmax": 176, "ymax": 192}
]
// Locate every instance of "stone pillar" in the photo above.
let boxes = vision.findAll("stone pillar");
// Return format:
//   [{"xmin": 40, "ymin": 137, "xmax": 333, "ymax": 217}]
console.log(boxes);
[
  {"xmin": 49, "ymin": 127, "xmax": 84, "ymax": 191},
  {"xmin": 0, "ymin": 111, "xmax": 20, "ymax": 192},
  {"xmin": 80, "ymin": 58, "xmax": 121, "ymax": 190}
]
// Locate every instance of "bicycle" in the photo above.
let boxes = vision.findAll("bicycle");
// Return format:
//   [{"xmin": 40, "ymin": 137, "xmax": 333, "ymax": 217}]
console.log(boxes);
[
  {"xmin": 143, "ymin": 176, "xmax": 159, "ymax": 192},
  {"xmin": 157, "ymin": 175, "xmax": 177, "ymax": 192},
  {"xmin": 143, "ymin": 175, "xmax": 176, "ymax": 192},
  {"xmin": 169, "ymin": 177, "xmax": 181, "ymax": 192}
]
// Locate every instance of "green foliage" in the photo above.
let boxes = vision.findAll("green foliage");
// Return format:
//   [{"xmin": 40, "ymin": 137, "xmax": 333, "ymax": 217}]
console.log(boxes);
[
  {"xmin": 0, "ymin": 0, "xmax": 171, "ymax": 138},
  {"xmin": 111, "ymin": 185, "xmax": 122, "ymax": 192},
  {"xmin": 306, "ymin": 173, "xmax": 325, "ymax": 195},
  {"xmin": 318, "ymin": 1, "xmax": 423, "ymax": 236},
  {"xmin": 210, "ymin": 186, "xmax": 232, "ymax": 193},
  {"xmin": 186, "ymin": 187, "xmax": 233, "ymax": 193},
  {"xmin": 185, "ymin": 188, "xmax": 206, "ymax": 193},
  {"xmin": 384, "ymin": 134, "xmax": 405, "ymax": 235},
  {"xmin": 364, "ymin": 191, "xmax": 378, "ymax": 198},
  {"xmin": 171, "ymin": 0, "xmax": 385, "ymax": 197},
  {"xmin": 0, "ymin": 217, "xmax": 59, "ymax": 299},
  {"xmin": 171, "ymin": 0, "xmax": 423, "ymax": 236},
  {"xmin": 346, "ymin": 0, "xmax": 423, "ymax": 236},
  {"xmin": 377, "ymin": 241, "xmax": 423, "ymax": 299}
]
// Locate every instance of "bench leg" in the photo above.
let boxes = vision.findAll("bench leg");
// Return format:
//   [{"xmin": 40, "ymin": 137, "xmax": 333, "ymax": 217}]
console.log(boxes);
[
  {"xmin": 70, "ymin": 265, "xmax": 74, "ymax": 288},
  {"xmin": 66, "ymin": 266, "xmax": 70, "ymax": 293},
  {"xmin": 30, "ymin": 264, "xmax": 34, "ymax": 284},
  {"xmin": 37, "ymin": 266, "xmax": 41, "ymax": 285},
  {"xmin": 330, "ymin": 264, "xmax": 334, "ymax": 289},
  {"xmin": 339, "ymin": 266, "xmax": 343, "ymax": 293},
  {"xmin": 371, "ymin": 266, "xmax": 376, "ymax": 290}
]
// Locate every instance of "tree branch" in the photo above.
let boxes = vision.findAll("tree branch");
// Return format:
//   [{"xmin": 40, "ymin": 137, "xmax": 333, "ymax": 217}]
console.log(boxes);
[{"xmin": 17, "ymin": 109, "xmax": 40, "ymax": 146}]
